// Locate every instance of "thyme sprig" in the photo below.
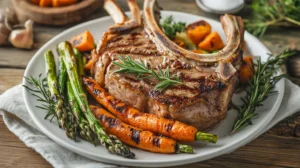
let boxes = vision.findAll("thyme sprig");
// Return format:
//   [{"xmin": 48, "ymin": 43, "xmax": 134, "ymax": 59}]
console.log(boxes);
[
  {"xmin": 245, "ymin": 0, "xmax": 300, "ymax": 38},
  {"xmin": 113, "ymin": 56, "xmax": 182, "ymax": 91},
  {"xmin": 232, "ymin": 50, "xmax": 296, "ymax": 133}
]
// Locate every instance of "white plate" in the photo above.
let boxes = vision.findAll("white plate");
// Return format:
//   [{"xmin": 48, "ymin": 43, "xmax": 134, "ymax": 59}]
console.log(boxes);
[{"xmin": 23, "ymin": 11, "xmax": 284, "ymax": 167}]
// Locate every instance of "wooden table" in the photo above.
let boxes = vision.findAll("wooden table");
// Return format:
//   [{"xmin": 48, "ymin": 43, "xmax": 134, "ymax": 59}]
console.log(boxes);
[{"xmin": 1, "ymin": 0, "xmax": 300, "ymax": 167}]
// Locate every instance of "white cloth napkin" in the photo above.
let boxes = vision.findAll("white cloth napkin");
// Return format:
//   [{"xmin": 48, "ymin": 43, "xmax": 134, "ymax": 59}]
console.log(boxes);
[{"xmin": 0, "ymin": 79, "xmax": 300, "ymax": 168}]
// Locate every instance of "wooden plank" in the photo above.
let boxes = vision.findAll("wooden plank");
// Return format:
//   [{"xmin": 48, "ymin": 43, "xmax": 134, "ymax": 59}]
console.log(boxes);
[
  {"xmin": 0, "ymin": 68, "xmax": 24, "ymax": 94},
  {"xmin": 0, "ymin": 119, "xmax": 51, "ymax": 168}
]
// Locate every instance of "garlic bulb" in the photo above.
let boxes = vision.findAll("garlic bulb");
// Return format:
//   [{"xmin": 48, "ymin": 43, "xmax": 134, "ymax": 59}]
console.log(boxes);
[{"xmin": 9, "ymin": 20, "xmax": 34, "ymax": 49}]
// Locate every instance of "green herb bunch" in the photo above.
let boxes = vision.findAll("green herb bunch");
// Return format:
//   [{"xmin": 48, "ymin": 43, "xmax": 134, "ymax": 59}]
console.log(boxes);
[
  {"xmin": 245, "ymin": 0, "xmax": 300, "ymax": 38},
  {"xmin": 161, "ymin": 15, "xmax": 186, "ymax": 40},
  {"xmin": 232, "ymin": 50, "xmax": 296, "ymax": 133}
]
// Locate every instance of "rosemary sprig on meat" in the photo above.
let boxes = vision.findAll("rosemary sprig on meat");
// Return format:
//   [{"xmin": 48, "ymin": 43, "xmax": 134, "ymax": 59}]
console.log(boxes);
[
  {"xmin": 232, "ymin": 50, "xmax": 296, "ymax": 133},
  {"xmin": 245, "ymin": 0, "xmax": 300, "ymax": 38},
  {"xmin": 113, "ymin": 56, "xmax": 182, "ymax": 91}
]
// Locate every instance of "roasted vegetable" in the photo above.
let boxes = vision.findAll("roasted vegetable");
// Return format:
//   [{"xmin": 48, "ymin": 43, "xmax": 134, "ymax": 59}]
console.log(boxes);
[
  {"xmin": 90, "ymin": 105, "xmax": 193, "ymax": 154},
  {"xmin": 175, "ymin": 32, "xmax": 196, "ymax": 50},
  {"xmin": 192, "ymin": 49, "xmax": 209, "ymax": 54},
  {"xmin": 186, "ymin": 20, "xmax": 211, "ymax": 44},
  {"xmin": 173, "ymin": 38, "xmax": 185, "ymax": 48},
  {"xmin": 71, "ymin": 30, "xmax": 95, "ymax": 52},
  {"xmin": 39, "ymin": 0, "xmax": 52, "ymax": 7},
  {"xmin": 52, "ymin": 0, "xmax": 77, "ymax": 7},
  {"xmin": 83, "ymin": 77, "xmax": 218, "ymax": 143},
  {"xmin": 239, "ymin": 56, "xmax": 254, "ymax": 84},
  {"xmin": 57, "ymin": 41, "xmax": 135, "ymax": 158},
  {"xmin": 198, "ymin": 32, "xmax": 224, "ymax": 52}
]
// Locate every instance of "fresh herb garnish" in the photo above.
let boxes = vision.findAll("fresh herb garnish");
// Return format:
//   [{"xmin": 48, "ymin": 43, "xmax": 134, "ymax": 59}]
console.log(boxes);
[
  {"xmin": 232, "ymin": 50, "xmax": 296, "ymax": 133},
  {"xmin": 23, "ymin": 74, "xmax": 57, "ymax": 121},
  {"xmin": 113, "ymin": 56, "xmax": 182, "ymax": 91},
  {"xmin": 245, "ymin": 0, "xmax": 300, "ymax": 38},
  {"xmin": 161, "ymin": 15, "xmax": 186, "ymax": 40}
]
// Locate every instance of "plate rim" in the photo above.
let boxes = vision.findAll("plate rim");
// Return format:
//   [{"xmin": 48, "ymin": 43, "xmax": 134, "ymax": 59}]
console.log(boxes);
[{"xmin": 22, "ymin": 11, "xmax": 285, "ymax": 167}]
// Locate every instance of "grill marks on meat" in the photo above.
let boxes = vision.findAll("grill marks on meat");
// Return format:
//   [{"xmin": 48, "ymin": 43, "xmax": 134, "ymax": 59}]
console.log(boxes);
[{"xmin": 92, "ymin": 0, "xmax": 244, "ymax": 130}]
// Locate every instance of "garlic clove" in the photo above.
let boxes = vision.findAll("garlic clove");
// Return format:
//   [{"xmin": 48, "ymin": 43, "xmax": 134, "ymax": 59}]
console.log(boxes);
[{"xmin": 9, "ymin": 20, "xmax": 34, "ymax": 49}]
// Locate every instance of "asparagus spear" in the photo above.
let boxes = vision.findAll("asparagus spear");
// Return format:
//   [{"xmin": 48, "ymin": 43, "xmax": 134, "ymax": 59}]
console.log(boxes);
[
  {"xmin": 73, "ymin": 48, "xmax": 85, "ymax": 80},
  {"xmin": 44, "ymin": 50, "xmax": 76, "ymax": 139},
  {"xmin": 67, "ymin": 81, "xmax": 96, "ymax": 144},
  {"xmin": 58, "ymin": 56, "xmax": 67, "ymax": 95},
  {"xmin": 57, "ymin": 42, "xmax": 135, "ymax": 158}
]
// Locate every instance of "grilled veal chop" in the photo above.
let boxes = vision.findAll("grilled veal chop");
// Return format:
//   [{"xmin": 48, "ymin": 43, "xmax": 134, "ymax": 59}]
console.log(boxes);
[{"xmin": 89, "ymin": 0, "xmax": 244, "ymax": 131}]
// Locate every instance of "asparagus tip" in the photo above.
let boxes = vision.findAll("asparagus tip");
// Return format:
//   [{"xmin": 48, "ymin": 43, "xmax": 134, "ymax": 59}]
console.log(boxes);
[{"xmin": 195, "ymin": 132, "xmax": 218, "ymax": 144}]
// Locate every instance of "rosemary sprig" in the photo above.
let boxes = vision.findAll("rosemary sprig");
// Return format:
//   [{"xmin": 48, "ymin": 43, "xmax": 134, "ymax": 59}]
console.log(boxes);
[
  {"xmin": 245, "ymin": 0, "xmax": 300, "ymax": 38},
  {"xmin": 23, "ymin": 74, "xmax": 57, "ymax": 121},
  {"xmin": 113, "ymin": 56, "xmax": 182, "ymax": 91},
  {"xmin": 232, "ymin": 50, "xmax": 296, "ymax": 134}
]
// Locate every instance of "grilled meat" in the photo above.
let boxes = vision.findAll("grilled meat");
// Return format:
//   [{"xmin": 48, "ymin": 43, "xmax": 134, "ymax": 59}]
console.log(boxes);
[{"xmin": 90, "ymin": 0, "xmax": 244, "ymax": 131}]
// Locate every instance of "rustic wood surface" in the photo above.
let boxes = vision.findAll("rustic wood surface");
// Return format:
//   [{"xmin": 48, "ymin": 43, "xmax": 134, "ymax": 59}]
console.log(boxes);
[{"xmin": 0, "ymin": 0, "xmax": 300, "ymax": 167}]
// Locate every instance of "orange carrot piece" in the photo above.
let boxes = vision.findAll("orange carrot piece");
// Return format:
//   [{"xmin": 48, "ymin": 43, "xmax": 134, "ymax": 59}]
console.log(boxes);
[
  {"xmin": 52, "ymin": 0, "xmax": 77, "ymax": 7},
  {"xmin": 186, "ymin": 20, "xmax": 211, "ymax": 45},
  {"xmin": 198, "ymin": 32, "xmax": 224, "ymax": 52},
  {"xmin": 83, "ymin": 77, "xmax": 198, "ymax": 142},
  {"xmin": 90, "ymin": 105, "xmax": 179, "ymax": 153},
  {"xmin": 173, "ymin": 38, "xmax": 185, "ymax": 48},
  {"xmin": 71, "ymin": 31, "xmax": 95, "ymax": 52},
  {"xmin": 39, "ymin": 0, "xmax": 52, "ymax": 7},
  {"xmin": 239, "ymin": 56, "xmax": 254, "ymax": 84}
]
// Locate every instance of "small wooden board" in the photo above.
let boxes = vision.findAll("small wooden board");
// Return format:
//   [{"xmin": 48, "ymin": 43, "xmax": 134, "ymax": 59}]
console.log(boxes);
[{"xmin": 12, "ymin": 0, "xmax": 103, "ymax": 26}]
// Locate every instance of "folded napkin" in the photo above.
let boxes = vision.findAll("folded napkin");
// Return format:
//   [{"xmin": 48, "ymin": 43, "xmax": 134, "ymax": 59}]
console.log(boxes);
[{"xmin": 1, "ymin": 79, "xmax": 300, "ymax": 168}]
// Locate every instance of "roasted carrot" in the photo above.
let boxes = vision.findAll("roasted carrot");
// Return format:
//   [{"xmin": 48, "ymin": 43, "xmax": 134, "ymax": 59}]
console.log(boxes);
[
  {"xmin": 90, "ymin": 105, "xmax": 193, "ymax": 153},
  {"xmin": 192, "ymin": 49, "xmax": 209, "ymax": 54},
  {"xmin": 198, "ymin": 32, "xmax": 224, "ymax": 52},
  {"xmin": 52, "ymin": 0, "xmax": 77, "ymax": 7},
  {"xmin": 39, "ymin": 0, "xmax": 52, "ymax": 7},
  {"xmin": 83, "ymin": 77, "xmax": 218, "ymax": 143},
  {"xmin": 186, "ymin": 20, "xmax": 211, "ymax": 45},
  {"xmin": 240, "ymin": 56, "xmax": 254, "ymax": 84},
  {"xmin": 71, "ymin": 31, "xmax": 95, "ymax": 52},
  {"xmin": 31, "ymin": 0, "xmax": 40, "ymax": 5},
  {"xmin": 173, "ymin": 38, "xmax": 185, "ymax": 48}
]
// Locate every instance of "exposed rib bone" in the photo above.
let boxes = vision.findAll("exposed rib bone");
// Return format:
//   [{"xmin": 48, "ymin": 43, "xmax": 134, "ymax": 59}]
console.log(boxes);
[
  {"xmin": 104, "ymin": 0, "xmax": 141, "ymax": 34},
  {"xmin": 104, "ymin": 0, "xmax": 128, "ymax": 24},
  {"xmin": 143, "ymin": 0, "xmax": 244, "ymax": 65}
]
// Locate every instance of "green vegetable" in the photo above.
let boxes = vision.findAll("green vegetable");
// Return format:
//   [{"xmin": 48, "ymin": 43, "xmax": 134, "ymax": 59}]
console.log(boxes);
[
  {"xmin": 113, "ymin": 56, "xmax": 182, "ymax": 91},
  {"xmin": 161, "ymin": 15, "xmax": 186, "ymax": 40},
  {"xmin": 232, "ymin": 50, "xmax": 296, "ymax": 133},
  {"xmin": 245, "ymin": 0, "xmax": 300, "ymax": 38},
  {"xmin": 175, "ymin": 32, "xmax": 196, "ymax": 50},
  {"xmin": 57, "ymin": 41, "xmax": 135, "ymax": 158}
]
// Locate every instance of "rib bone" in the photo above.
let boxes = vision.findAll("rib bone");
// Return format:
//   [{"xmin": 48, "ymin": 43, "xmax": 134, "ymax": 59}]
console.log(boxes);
[{"xmin": 104, "ymin": 0, "xmax": 141, "ymax": 34}]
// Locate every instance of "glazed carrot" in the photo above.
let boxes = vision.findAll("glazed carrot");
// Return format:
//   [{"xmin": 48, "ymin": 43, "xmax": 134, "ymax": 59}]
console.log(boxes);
[
  {"xmin": 84, "ymin": 59, "xmax": 93, "ymax": 71},
  {"xmin": 192, "ymin": 49, "xmax": 209, "ymax": 54},
  {"xmin": 71, "ymin": 31, "xmax": 95, "ymax": 52},
  {"xmin": 52, "ymin": 0, "xmax": 77, "ymax": 7},
  {"xmin": 173, "ymin": 38, "xmax": 185, "ymax": 48},
  {"xmin": 39, "ymin": 0, "xmax": 52, "ymax": 7},
  {"xmin": 240, "ymin": 56, "xmax": 254, "ymax": 84},
  {"xmin": 186, "ymin": 20, "xmax": 211, "ymax": 44},
  {"xmin": 83, "ymin": 77, "xmax": 218, "ymax": 143},
  {"xmin": 90, "ymin": 105, "xmax": 193, "ymax": 153},
  {"xmin": 31, "ymin": 0, "xmax": 40, "ymax": 5},
  {"xmin": 198, "ymin": 32, "xmax": 224, "ymax": 52}
]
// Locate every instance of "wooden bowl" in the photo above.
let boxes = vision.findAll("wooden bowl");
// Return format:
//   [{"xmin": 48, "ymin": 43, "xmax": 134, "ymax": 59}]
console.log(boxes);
[{"xmin": 12, "ymin": 0, "xmax": 103, "ymax": 26}]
